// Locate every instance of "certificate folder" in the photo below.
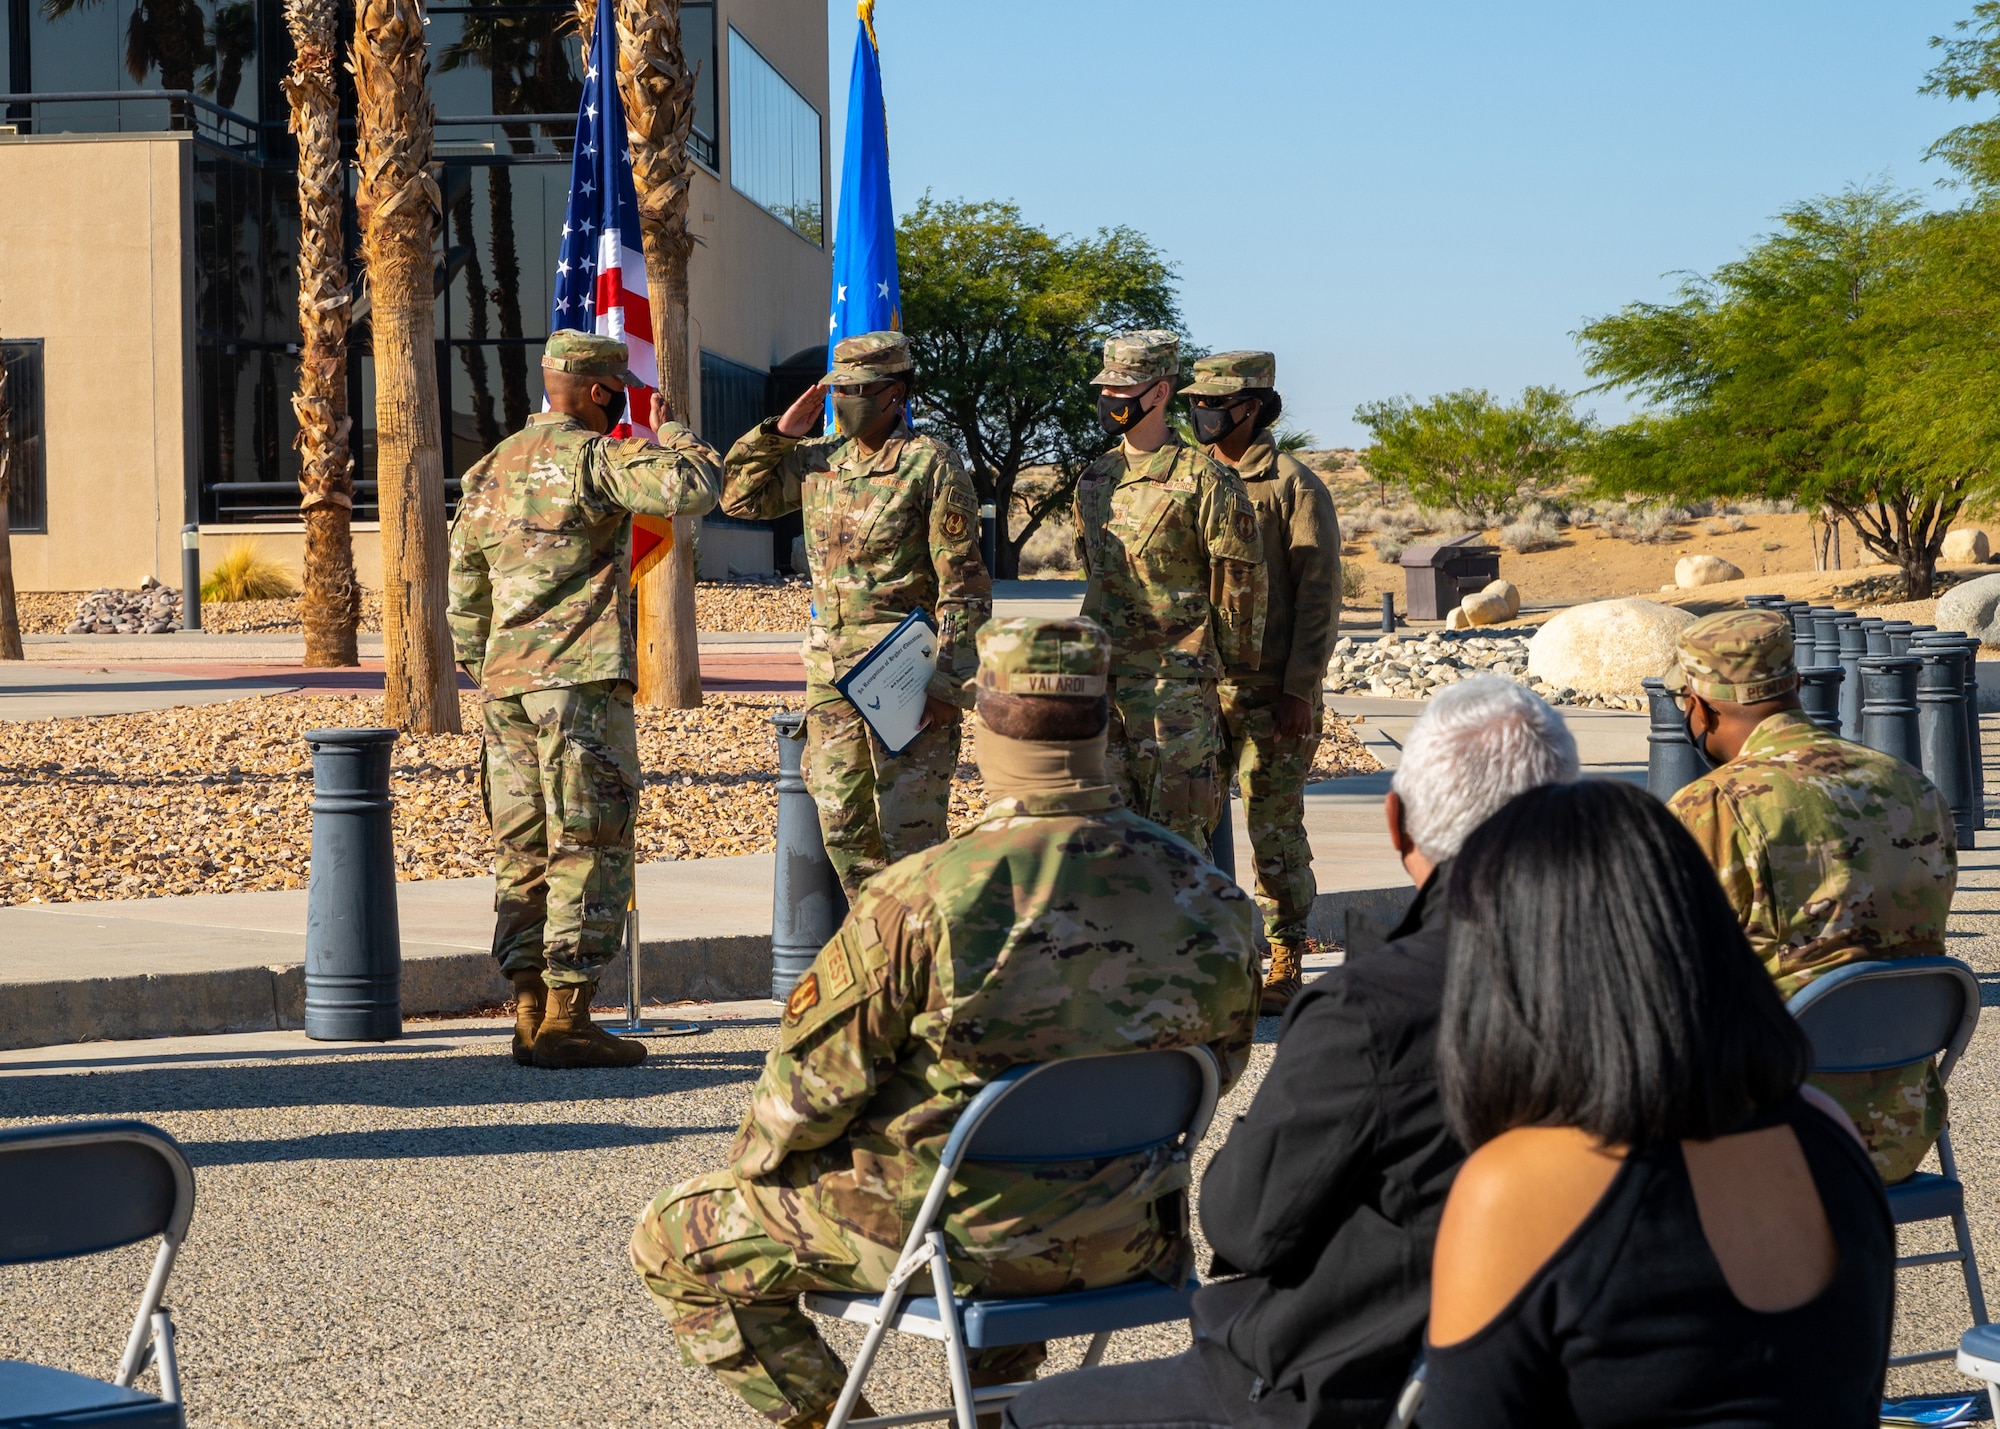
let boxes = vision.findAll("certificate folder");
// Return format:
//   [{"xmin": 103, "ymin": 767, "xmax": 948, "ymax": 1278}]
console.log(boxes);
[{"xmin": 835, "ymin": 608, "xmax": 941, "ymax": 756}]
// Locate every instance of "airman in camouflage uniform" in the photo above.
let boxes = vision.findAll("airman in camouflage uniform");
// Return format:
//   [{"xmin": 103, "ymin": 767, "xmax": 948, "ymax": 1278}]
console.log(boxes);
[
  {"xmin": 722, "ymin": 331, "xmax": 992, "ymax": 899},
  {"xmin": 448, "ymin": 331, "xmax": 722, "ymax": 1069},
  {"xmin": 630, "ymin": 616, "xmax": 1261, "ymax": 1428},
  {"xmin": 1186, "ymin": 352, "xmax": 1343, "ymax": 1014},
  {"xmin": 1077, "ymin": 331, "xmax": 1267, "ymax": 852},
  {"xmin": 1665, "ymin": 608, "xmax": 1958, "ymax": 1181}
]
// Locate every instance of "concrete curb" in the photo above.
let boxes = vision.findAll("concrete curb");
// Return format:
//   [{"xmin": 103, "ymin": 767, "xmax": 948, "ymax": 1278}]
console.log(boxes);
[{"xmin": 0, "ymin": 888, "xmax": 1411, "ymax": 1052}]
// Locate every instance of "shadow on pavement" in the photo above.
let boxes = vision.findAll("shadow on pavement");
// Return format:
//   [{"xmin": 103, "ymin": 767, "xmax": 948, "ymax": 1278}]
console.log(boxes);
[{"xmin": 184, "ymin": 1120, "xmax": 738, "ymax": 1165}]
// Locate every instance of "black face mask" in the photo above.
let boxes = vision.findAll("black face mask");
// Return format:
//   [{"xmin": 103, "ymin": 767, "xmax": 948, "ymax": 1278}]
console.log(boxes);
[
  {"xmin": 1097, "ymin": 388, "xmax": 1156, "ymax": 437},
  {"xmin": 596, "ymin": 385, "xmax": 628, "ymax": 431},
  {"xmin": 1191, "ymin": 402, "xmax": 1250, "ymax": 446},
  {"xmin": 1679, "ymin": 701, "xmax": 1716, "ymax": 767}
]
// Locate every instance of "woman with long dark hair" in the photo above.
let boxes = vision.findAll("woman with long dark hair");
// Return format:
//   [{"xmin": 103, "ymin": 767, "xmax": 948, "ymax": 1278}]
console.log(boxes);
[{"xmin": 1421, "ymin": 778, "xmax": 1893, "ymax": 1428}]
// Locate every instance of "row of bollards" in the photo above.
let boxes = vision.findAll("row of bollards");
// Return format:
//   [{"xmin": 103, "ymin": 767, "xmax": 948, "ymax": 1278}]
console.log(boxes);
[{"xmin": 1642, "ymin": 594, "xmax": 1984, "ymax": 849}]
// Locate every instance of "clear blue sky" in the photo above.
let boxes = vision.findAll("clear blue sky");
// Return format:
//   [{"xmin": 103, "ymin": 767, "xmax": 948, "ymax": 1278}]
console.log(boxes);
[{"xmin": 822, "ymin": 0, "xmax": 1986, "ymax": 447}]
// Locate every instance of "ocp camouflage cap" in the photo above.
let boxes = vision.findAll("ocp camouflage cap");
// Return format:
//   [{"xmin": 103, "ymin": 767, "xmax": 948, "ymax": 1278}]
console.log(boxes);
[
  {"xmin": 1090, "ymin": 330, "xmax": 1180, "ymax": 386},
  {"xmin": 976, "ymin": 616, "xmax": 1110, "ymax": 697},
  {"xmin": 823, "ymin": 330, "xmax": 914, "ymax": 385},
  {"xmin": 1180, "ymin": 350, "xmax": 1276, "ymax": 396},
  {"xmin": 542, "ymin": 330, "xmax": 642, "ymax": 386},
  {"xmin": 1666, "ymin": 608, "xmax": 1800, "ymax": 703}
]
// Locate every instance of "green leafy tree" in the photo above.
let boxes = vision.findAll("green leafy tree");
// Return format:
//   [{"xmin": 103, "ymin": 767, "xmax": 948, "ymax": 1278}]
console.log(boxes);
[
  {"xmin": 1578, "ymin": 186, "xmax": 1993, "ymax": 598},
  {"xmin": 1350, "ymin": 386, "xmax": 1589, "ymax": 525},
  {"xmin": 897, "ymin": 195, "xmax": 1182, "ymax": 578}
]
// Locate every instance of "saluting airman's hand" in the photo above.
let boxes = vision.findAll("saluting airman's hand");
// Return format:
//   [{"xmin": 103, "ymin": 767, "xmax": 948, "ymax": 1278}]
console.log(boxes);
[
  {"xmin": 649, "ymin": 390, "xmax": 673, "ymax": 433},
  {"xmin": 776, "ymin": 382, "xmax": 830, "ymax": 439}
]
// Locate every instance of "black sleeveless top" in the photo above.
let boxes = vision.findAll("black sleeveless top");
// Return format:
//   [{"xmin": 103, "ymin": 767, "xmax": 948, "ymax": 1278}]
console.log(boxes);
[{"xmin": 1420, "ymin": 1095, "xmax": 1893, "ymax": 1429}]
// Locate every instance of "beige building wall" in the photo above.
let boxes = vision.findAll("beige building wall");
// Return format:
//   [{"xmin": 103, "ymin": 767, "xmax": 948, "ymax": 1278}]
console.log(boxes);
[
  {"xmin": 0, "ymin": 133, "xmax": 194, "ymax": 591},
  {"xmin": 9, "ymin": 3, "xmax": 828, "ymax": 594}
]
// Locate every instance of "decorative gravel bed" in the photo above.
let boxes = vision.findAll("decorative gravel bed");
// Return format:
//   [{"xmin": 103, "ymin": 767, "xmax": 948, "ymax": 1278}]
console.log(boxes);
[
  {"xmin": 0, "ymin": 692, "xmax": 1378, "ymax": 907},
  {"xmin": 1325, "ymin": 631, "xmax": 1647, "ymax": 710}
]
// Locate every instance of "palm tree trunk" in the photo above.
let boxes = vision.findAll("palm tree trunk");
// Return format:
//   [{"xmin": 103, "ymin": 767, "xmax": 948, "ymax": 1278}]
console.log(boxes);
[
  {"xmin": 614, "ymin": 0, "xmax": 702, "ymax": 709},
  {"xmin": 354, "ymin": 0, "xmax": 461, "ymax": 732},
  {"xmin": 285, "ymin": 0, "xmax": 360, "ymax": 668},
  {"xmin": 0, "ymin": 358, "xmax": 21, "ymax": 661}
]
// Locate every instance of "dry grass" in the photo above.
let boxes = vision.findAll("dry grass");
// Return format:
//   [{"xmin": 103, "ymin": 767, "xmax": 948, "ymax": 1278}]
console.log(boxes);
[{"xmin": 201, "ymin": 543, "xmax": 299, "ymax": 602}]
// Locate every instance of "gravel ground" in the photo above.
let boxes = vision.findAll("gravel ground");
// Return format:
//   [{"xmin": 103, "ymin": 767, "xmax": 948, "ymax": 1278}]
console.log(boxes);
[
  {"xmin": 0, "ymin": 1017, "xmax": 1277, "ymax": 1428},
  {"xmin": 12, "ymin": 579, "xmax": 811, "ymax": 638},
  {"xmin": 0, "ymin": 695, "xmax": 1379, "ymax": 905}
]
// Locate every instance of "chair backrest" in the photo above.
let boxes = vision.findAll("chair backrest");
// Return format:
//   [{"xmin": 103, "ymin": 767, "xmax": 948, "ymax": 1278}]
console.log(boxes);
[
  {"xmin": 1785, "ymin": 957, "xmax": 1981, "ymax": 1083},
  {"xmin": 940, "ymin": 1046, "xmax": 1221, "ymax": 1171},
  {"xmin": 0, "ymin": 1120, "xmax": 195, "ymax": 1266}
]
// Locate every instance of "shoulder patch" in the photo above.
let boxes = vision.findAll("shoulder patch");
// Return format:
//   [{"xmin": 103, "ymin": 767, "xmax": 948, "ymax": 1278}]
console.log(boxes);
[
  {"xmin": 940, "ymin": 508, "xmax": 970, "ymax": 542},
  {"xmin": 1235, "ymin": 510, "xmax": 1257, "ymax": 542},
  {"xmin": 784, "ymin": 972, "xmax": 819, "ymax": 1024},
  {"xmin": 822, "ymin": 940, "xmax": 857, "ymax": 999}
]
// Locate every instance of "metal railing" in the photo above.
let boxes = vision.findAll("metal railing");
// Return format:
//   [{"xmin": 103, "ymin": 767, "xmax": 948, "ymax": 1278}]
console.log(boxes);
[
  {"xmin": 206, "ymin": 478, "xmax": 463, "ymax": 524},
  {"xmin": 0, "ymin": 90, "xmax": 260, "ymax": 154}
]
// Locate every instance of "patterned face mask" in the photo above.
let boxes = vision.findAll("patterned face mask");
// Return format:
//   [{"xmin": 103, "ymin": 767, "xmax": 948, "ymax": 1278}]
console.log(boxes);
[
  {"xmin": 1190, "ymin": 400, "xmax": 1251, "ymax": 446},
  {"xmin": 1096, "ymin": 385, "xmax": 1157, "ymax": 437}
]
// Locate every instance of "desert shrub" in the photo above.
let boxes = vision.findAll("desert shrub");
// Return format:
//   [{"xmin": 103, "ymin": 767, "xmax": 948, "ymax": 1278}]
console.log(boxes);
[
  {"xmin": 1624, "ymin": 507, "xmax": 1682, "ymax": 544},
  {"xmin": 1721, "ymin": 514, "xmax": 1748, "ymax": 532},
  {"xmin": 1419, "ymin": 506, "xmax": 1474, "ymax": 536},
  {"xmin": 1501, "ymin": 516, "xmax": 1562, "ymax": 553},
  {"xmin": 1738, "ymin": 498, "xmax": 1792, "ymax": 516},
  {"xmin": 1015, "ymin": 517, "xmax": 1081, "ymax": 577},
  {"xmin": 1340, "ymin": 561, "xmax": 1366, "ymax": 604},
  {"xmin": 201, "ymin": 542, "xmax": 297, "ymax": 602},
  {"xmin": 1373, "ymin": 535, "xmax": 1407, "ymax": 565},
  {"xmin": 1762, "ymin": 539, "xmax": 1784, "ymax": 551}
]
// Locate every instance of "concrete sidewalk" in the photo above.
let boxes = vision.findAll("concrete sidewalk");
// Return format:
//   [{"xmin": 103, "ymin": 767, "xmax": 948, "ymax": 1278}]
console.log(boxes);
[{"xmin": 0, "ymin": 698, "xmax": 1657, "ymax": 1052}]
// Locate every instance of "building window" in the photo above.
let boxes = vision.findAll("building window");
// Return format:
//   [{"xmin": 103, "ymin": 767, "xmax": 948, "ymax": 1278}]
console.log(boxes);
[
  {"xmin": 700, "ymin": 349, "xmax": 767, "ymax": 455},
  {"xmin": 726, "ymin": 25, "xmax": 821, "ymax": 245},
  {"xmin": 2, "ymin": 339, "xmax": 46, "ymax": 534},
  {"xmin": 683, "ymin": 1, "xmax": 717, "ymax": 171}
]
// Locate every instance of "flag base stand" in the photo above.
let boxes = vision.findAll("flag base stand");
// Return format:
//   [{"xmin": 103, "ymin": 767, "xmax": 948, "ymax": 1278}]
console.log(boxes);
[{"xmin": 603, "ymin": 905, "xmax": 704, "ymax": 1038}]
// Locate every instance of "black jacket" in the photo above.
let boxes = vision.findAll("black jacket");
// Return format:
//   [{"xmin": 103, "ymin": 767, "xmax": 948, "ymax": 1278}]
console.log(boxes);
[{"xmin": 1191, "ymin": 869, "xmax": 1464, "ymax": 1429}]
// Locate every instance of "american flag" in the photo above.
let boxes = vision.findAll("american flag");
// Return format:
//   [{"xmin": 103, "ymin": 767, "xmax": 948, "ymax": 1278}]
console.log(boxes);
[{"xmin": 551, "ymin": 0, "xmax": 672, "ymax": 578}]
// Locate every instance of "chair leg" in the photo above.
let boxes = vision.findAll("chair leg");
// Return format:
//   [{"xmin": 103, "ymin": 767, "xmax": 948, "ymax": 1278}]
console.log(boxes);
[
  {"xmin": 1078, "ymin": 1331, "xmax": 1111, "ymax": 1370},
  {"xmin": 928, "ymin": 1231, "xmax": 978, "ymax": 1429},
  {"xmin": 152, "ymin": 1311, "xmax": 180, "ymax": 1404},
  {"xmin": 116, "ymin": 1239, "xmax": 179, "ymax": 1388},
  {"xmin": 1956, "ymin": 1205, "xmax": 1991, "ymax": 1326},
  {"xmin": 828, "ymin": 1246, "xmax": 935, "ymax": 1429}
]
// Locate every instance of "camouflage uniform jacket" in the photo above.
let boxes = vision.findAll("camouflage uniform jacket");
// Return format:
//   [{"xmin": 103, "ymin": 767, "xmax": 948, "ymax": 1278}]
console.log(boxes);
[
  {"xmin": 1668, "ymin": 711, "xmax": 1957, "ymax": 997},
  {"xmin": 1075, "ymin": 432, "xmax": 1267, "ymax": 681},
  {"xmin": 1215, "ymin": 434, "xmax": 1342, "ymax": 704},
  {"xmin": 721, "ymin": 418, "xmax": 992, "ymax": 706},
  {"xmin": 447, "ymin": 413, "xmax": 722, "ymax": 696},
  {"xmin": 731, "ymin": 782, "xmax": 1261, "ymax": 1277}
]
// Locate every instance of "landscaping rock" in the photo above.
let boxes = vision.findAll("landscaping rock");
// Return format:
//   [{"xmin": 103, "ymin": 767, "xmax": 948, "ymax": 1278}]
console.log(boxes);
[
  {"xmin": 1943, "ymin": 528, "xmax": 1992, "ymax": 564},
  {"xmin": 1675, "ymin": 554, "xmax": 1745, "ymax": 588},
  {"xmin": 64, "ymin": 578, "xmax": 182, "ymax": 635},
  {"xmin": 1445, "ymin": 606, "xmax": 1473, "ymax": 631},
  {"xmin": 1936, "ymin": 571, "xmax": 2000, "ymax": 645},
  {"xmin": 1527, "ymin": 599, "xmax": 1695, "ymax": 697},
  {"xmin": 1479, "ymin": 579, "xmax": 1521, "ymax": 619},
  {"xmin": 1322, "ymin": 630, "xmax": 1646, "ymax": 711},
  {"xmin": 1461, "ymin": 590, "xmax": 1513, "ymax": 626}
]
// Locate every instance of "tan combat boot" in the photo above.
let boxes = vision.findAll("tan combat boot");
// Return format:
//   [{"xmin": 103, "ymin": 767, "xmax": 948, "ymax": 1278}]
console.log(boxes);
[
  {"xmin": 531, "ymin": 982, "xmax": 647, "ymax": 1068},
  {"xmin": 508, "ymin": 970, "xmax": 548, "ymax": 1067},
  {"xmin": 1260, "ymin": 942, "xmax": 1304, "ymax": 1016},
  {"xmin": 786, "ymin": 1396, "xmax": 875, "ymax": 1429}
]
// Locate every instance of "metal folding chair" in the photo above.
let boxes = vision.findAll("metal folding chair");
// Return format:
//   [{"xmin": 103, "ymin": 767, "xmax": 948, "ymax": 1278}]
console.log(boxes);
[
  {"xmin": 0, "ymin": 1120, "xmax": 196, "ymax": 1428},
  {"xmin": 1786, "ymin": 956, "xmax": 1985, "ymax": 1367},
  {"xmin": 803, "ymin": 1045, "xmax": 1223, "ymax": 1429}
]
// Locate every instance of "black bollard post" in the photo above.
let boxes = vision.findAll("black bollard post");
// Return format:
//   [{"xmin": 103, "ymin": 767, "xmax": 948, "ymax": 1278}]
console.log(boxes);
[
  {"xmin": 1785, "ymin": 601, "xmax": 1816, "ymax": 650},
  {"xmin": 180, "ymin": 524, "xmax": 202, "ymax": 632},
  {"xmin": 304, "ymin": 727, "xmax": 402, "ymax": 1041},
  {"xmin": 1643, "ymin": 677, "xmax": 1712, "ymax": 799},
  {"xmin": 1883, "ymin": 620, "xmax": 1915, "ymax": 655},
  {"xmin": 1920, "ymin": 633, "xmax": 1985, "ymax": 830},
  {"xmin": 1797, "ymin": 666, "xmax": 1844, "ymax": 735},
  {"xmin": 1859, "ymin": 656, "xmax": 1922, "ymax": 768},
  {"xmin": 769, "ymin": 712, "xmax": 848, "ymax": 1004},
  {"xmin": 980, "ymin": 503, "xmax": 998, "ymax": 578},
  {"xmin": 1811, "ymin": 609, "xmax": 1846, "ymax": 676},
  {"xmin": 1837, "ymin": 618, "xmax": 1868, "ymax": 741},
  {"xmin": 1916, "ymin": 644, "xmax": 1978, "ymax": 850},
  {"xmin": 1380, "ymin": 591, "xmax": 1396, "ymax": 633}
]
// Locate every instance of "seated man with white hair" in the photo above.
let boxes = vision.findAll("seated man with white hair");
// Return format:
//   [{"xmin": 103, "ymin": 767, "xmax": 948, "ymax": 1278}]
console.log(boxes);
[{"xmin": 1004, "ymin": 675, "xmax": 1580, "ymax": 1429}]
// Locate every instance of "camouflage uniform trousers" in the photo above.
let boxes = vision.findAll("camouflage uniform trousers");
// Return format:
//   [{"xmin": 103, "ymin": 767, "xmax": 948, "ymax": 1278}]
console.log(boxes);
[
  {"xmin": 805, "ymin": 687, "xmax": 961, "ymax": 900},
  {"xmin": 631, "ymin": 1170, "xmax": 1176, "ymax": 1425},
  {"xmin": 480, "ymin": 679, "xmax": 638, "ymax": 989},
  {"xmin": 1218, "ymin": 682, "xmax": 1321, "ymax": 947},
  {"xmin": 1813, "ymin": 1059, "xmax": 1947, "ymax": 1184},
  {"xmin": 1107, "ymin": 677, "xmax": 1223, "ymax": 851}
]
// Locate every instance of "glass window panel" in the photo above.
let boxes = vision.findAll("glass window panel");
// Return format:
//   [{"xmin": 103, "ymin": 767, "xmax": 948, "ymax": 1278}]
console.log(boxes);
[
  {"xmin": 26, "ymin": 0, "xmax": 258, "ymax": 128},
  {"xmin": 3, "ymin": 339, "xmax": 47, "ymax": 534},
  {"xmin": 699, "ymin": 349, "xmax": 765, "ymax": 454},
  {"xmin": 726, "ymin": 25, "xmax": 820, "ymax": 244},
  {"xmin": 683, "ymin": 1, "xmax": 715, "ymax": 169}
]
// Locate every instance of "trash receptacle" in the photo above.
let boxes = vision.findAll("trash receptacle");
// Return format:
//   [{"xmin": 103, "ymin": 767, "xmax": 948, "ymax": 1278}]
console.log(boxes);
[{"xmin": 1398, "ymin": 535, "xmax": 1501, "ymax": 621}]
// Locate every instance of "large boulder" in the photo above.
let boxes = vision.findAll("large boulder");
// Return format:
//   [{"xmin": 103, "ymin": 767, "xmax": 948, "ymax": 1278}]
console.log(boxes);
[
  {"xmin": 1462, "ymin": 590, "xmax": 1513, "ymax": 627},
  {"xmin": 1943, "ymin": 527, "xmax": 1991, "ymax": 564},
  {"xmin": 1527, "ymin": 599, "xmax": 1697, "ymax": 697},
  {"xmin": 1937, "ymin": 571, "xmax": 2000, "ymax": 645},
  {"xmin": 1479, "ymin": 578, "xmax": 1520, "ymax": 619},
  {"xmin": 1675, "ymin": 554, "xmax": 1745, "ymax": 588}
]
